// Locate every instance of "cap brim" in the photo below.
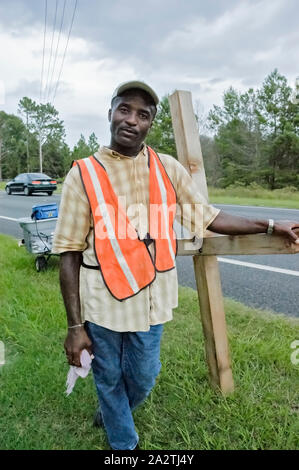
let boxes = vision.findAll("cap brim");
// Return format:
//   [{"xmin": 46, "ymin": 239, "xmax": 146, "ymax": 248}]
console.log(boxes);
[{"xmin": 112, "ymin": 81, "xmax": 159, "ymax": 106}]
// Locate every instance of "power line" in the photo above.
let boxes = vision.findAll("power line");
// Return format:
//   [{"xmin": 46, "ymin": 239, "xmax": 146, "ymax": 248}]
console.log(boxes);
[
  {"xmin": 52, "ymin": 0, "xmax": 78, "ymax": 104},
  {"xmin": 47, "ymin": 0, "xmax": 67, "ymax": 103},
  {"xmin": 43, "ymin": 0, "xmax": 59, "ymax": 103},
  {"xmin": 39, "ymin": 0, "xmax": 48, "ymax": 103}
]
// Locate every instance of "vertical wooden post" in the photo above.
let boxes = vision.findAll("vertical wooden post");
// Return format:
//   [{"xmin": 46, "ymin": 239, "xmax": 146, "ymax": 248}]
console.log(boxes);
[
  {"xmin": 168, "ymin": 90, "xmax": 209, "ymax": 201},
  {"xmin": 169, "ymin": 90, "xmax": 234, "ymax": 394}
]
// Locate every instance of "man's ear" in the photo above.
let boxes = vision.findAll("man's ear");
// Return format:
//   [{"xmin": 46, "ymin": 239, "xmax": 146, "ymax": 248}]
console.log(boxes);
[{"xmin": 108, "ymin": 109, "xmax": 112, "ymax": 122}]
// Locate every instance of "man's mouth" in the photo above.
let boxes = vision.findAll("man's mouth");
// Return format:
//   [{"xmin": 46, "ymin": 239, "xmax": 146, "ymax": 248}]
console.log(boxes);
[{"xmin": 120, "ymin": 127, "xmax": 138, "ymax": 137}]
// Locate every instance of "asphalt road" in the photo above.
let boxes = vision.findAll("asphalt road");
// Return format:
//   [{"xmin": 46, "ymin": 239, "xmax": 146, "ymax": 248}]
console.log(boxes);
[
  {"xmin": 177, "ymin": 204, "xmax": 299, "ymax": 318},
  {"xmin": 1, "ymin": 191, "xmax": 299, "ymax": 317}
]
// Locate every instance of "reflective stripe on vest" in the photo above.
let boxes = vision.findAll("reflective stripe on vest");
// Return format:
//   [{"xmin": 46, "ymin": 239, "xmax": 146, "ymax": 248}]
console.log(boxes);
[
  {"xmin": 74, "ymin": 147, "xmax": 176, "ymax": 300},
  {"xmin": 148, "ymin": 147, "xmax": 177, "ymax": 271}
]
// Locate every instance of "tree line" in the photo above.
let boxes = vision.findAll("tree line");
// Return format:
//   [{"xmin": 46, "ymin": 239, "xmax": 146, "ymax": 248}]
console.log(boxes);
[
  {"xmin": 0, "ymin": 97, "xmax": 99, "ymax": 180},
  {"xmin": 147, "ymin": 69, "xmax": 299, "ymax": 190},
  {"xmin": 1, "ymin": 70, "xmax": 298, "ymax": 190}
]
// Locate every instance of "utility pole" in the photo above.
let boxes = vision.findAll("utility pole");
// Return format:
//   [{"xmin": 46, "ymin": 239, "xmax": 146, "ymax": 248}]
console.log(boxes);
[
  {"xmin": 26, "ymin": 112, "xmax": 30, "ymax": 172},
  {"xmin": 39, "ymin": 133, "xmax": 43, "ymax": 173}
]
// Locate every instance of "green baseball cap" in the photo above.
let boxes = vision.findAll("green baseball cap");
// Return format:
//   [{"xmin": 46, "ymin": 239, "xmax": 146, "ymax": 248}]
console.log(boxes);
[{"xmin": 112, "ymin": 80, "xmax": 159, "ymax": 106}]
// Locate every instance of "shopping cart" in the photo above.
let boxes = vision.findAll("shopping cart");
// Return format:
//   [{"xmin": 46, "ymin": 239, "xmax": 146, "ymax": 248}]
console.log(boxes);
[{"xmin": 19, "ymin": 203, "xmax": 58, "ymax": 271}]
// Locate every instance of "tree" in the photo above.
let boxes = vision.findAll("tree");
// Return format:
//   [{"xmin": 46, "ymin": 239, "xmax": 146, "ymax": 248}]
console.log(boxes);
[
  {"xmin": 200, "ymin": 135, "xmax": 222, "ymax": 187},
  {"xmin": 256, "ymin": 70, "xmax": 291, "ymax": 138},
  {"xmin": 17, "ymin": 97, "xmax": 65, "ymax": 173},
  {"xmin": 71, "ymin": 134, "xmax": 93, "ymax": 162},
  {"xmin": 0, "ymin": 111, "xmax": 27, "ymax": 180},
  {"xmin": 256, "ymin": 70, "xmax": 299, "ymax": 188},
  {"xmin": 42, "ymin": 137, "xmax": 70, "ymax": 177},
  {"xmin": 145, "ymin": 95, "xmax": 223, "ymax": 186},
  {"xmin": 146, "ymin": 95, "xmax": 177, "ymax": 158},
  {"xmin": 69, "ymin": 133, "xmax": 100, "ymax": 169},
  {"xmin": 207, "ymin": 70, "xmax": 299, "ymax": 189},
  {"xmin": 208, "ymin": 87, "xmax": 262, "ymax": 187},
  {"xmin": 88, "ymin": 132, "xmax": 99, "ymax": 154},
  {"xmin": 18, "ymin": 97, "xmax": 36, "ymax": 172}
]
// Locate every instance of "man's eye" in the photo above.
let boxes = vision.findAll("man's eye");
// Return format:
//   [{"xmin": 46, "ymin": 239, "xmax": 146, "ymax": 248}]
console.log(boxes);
[
  {"xmin": 120, "ymin": 107, "xmax": 128, "ymax": 113},
  {"xmin": 140, "ymin": 113, "xmax": 148, "ymax": 120}
]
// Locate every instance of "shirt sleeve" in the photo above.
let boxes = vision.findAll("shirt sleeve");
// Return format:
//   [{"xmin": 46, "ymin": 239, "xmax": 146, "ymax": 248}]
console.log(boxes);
[
  {"xmin": 160, "ymin": 154, "xmax": 221, "ymax": 238},
  {"xmin": 52, "ymin": 166, "xmax": 91, "ymax": 254}
]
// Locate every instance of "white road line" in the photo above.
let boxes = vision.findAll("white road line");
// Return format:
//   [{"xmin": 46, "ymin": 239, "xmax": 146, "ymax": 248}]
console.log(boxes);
[
  {"xmin": 217, "ymin": 204, "xmax": 299, "ymax": 212},
  {"xmin": 218, "ymin": 257, "xmax": 299, "ymax": 277},
  {"xmin": 0, "ymin": 215, "xmax": 19, "ymax": 222}
]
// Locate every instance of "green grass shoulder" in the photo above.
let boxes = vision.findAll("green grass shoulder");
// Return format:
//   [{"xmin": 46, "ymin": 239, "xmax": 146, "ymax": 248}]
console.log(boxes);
[{"xmin": 0, "ymin": 234, "xmax": 298, "ymax": 449}]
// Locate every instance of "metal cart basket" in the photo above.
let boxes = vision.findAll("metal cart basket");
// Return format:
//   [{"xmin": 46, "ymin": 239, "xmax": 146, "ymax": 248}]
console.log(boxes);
[{"xmin": 19, "ymin": 216, "xmax": 58, "ymax": 271}]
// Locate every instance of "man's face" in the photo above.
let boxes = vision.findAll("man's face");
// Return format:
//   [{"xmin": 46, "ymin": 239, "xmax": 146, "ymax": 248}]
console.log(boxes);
[{"xmin": 108, "ymin": 91, "xmax": 155, "ymax": 151}]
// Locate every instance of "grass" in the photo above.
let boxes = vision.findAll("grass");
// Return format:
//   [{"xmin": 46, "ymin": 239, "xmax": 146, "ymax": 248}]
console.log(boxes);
[
  {"xmin": 0, "ymin": 233, "xmax": 299, "ymax": 450},
  {"xmin": 209, "ymin": 186, "xmax": 299, "ymax": 209}
]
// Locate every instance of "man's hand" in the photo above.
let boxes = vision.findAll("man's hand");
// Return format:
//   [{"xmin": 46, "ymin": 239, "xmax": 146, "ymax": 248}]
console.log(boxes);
[
  {"xmin": 273, "ymin": 220, "xmax": 299, "ymax": 245},
  {"xmin": 64, "ymin": 326, "xmax": 93, "ymax": 367},
  {"xmin": 60, "ymin": 251, "xmax": 92, "ymax": 367}
]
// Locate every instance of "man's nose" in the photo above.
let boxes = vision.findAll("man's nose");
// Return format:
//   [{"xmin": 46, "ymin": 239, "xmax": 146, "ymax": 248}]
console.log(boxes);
[{"xmin": 125, "ymin": 112, "xmax": 138, "ymax": 126}]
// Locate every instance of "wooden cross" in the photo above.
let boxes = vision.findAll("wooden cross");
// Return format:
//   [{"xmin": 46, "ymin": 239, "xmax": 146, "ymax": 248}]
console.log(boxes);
[{"xmin": 169, "ymin": 90, "xmax": 299, "ymax": 395}]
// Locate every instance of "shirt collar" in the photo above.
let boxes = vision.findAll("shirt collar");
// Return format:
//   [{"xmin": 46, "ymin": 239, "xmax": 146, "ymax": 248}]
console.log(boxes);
[{"xmin": 98, "ymin": 144, "xmax": 147, "ymax": 160}]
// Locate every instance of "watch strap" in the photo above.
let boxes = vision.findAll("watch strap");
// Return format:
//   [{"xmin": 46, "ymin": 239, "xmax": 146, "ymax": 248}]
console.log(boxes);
[{"xmin": 267, "ymin": 218, "xmax": 274, "ymax": 235}]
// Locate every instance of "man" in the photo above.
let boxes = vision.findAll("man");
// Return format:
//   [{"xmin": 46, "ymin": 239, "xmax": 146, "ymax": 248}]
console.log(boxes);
[{"xmin": 52, "ymin": 81, "xmax": 299, "ymax": 450}]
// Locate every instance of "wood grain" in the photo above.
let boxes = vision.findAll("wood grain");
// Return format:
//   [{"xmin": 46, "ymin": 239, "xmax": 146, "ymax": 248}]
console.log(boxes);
[{"xmin": 169, "ymin": 90, "xmax": 235, "ymax": 394}]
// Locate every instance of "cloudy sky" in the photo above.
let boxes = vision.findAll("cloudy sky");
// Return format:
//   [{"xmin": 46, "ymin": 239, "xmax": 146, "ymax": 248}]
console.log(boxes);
[{"xmin": 0, "ymin": 0, "xmax": 298, "ymax": 148}]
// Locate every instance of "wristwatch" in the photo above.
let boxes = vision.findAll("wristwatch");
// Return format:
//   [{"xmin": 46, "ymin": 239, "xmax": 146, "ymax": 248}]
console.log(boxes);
[{"xmin": 267, "ymin": 218, "xmax": 274, "ymax": 235}]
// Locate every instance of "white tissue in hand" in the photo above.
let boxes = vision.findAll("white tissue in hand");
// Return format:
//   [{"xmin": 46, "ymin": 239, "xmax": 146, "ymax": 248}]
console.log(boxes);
[{"xmin": 65, "ymin": 349, "xmax": 94, "ymax": 396}]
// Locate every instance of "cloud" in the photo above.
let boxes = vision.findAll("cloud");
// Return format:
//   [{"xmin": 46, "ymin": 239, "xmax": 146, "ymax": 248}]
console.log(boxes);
[
  {"xmin": 0, "ymin": 0, "xmax": 298, "ymax": 147},
  {"xmin": 154, "ymin": 0, "xmax": 286, "ymax": 73},
  {"xmin": 0, "ymin": 22, "xmax": 137, "ymax": 145}
]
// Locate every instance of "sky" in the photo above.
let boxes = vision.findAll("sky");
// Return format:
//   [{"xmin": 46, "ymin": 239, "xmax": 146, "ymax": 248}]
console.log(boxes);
[{"xmin": 0, "ymin": 0, "xmax": 298, "ymax": 148}]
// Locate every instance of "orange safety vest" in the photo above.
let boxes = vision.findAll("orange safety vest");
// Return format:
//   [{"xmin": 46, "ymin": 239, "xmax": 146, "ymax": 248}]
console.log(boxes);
[{"xmin": 73, "ymin": 146, "xmax": 177, "ymax": 301}]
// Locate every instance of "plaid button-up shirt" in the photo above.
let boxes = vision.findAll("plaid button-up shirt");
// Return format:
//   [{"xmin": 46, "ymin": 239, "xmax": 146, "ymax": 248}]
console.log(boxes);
[{"xmin": 52, "ymin": 145, "xmax": 220, "ymax": 332}]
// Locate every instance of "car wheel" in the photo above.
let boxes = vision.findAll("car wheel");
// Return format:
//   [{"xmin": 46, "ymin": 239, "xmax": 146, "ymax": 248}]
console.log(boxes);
[
  {"xmin": 24, "ymin": 186, "xmax": 31, "ymax": 196},
  {"xmin": 5, "ymin": 186, "xmax": 11, "ymax": 195},
  {"xmin": 35, "ymin": 256, "xmax": 47, "ymax": 272},
  {"xmin": 47, "ymin": 191, "xmax": 53, "ymax": 196}
]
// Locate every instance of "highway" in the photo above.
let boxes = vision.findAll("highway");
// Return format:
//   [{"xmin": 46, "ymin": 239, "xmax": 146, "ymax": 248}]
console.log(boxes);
[{"xmin": 1, "ymin": 191, "xmax": 299, "ymax": 317}]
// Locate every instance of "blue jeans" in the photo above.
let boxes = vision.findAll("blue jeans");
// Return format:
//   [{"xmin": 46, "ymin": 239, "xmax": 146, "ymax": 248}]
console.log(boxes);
[{"xmin": 85, "ymin": 321, "xmax": 163, "ymax": 450}]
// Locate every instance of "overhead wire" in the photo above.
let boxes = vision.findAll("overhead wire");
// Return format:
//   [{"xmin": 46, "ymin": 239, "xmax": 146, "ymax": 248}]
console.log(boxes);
[
  {"xmin": 43, "ymin": 0, "xmax": 59, "ymax": 103},
  {"xmin": 52, "ymin": 0, "xmax": 78, "ymax": 105},
  {"xmin": 47, "ymin": 0, "xmax": 67, "ymax": 103},
  {"xmin": 39, "ymin": 0, "xmax": 48, "ymax": 103}
]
